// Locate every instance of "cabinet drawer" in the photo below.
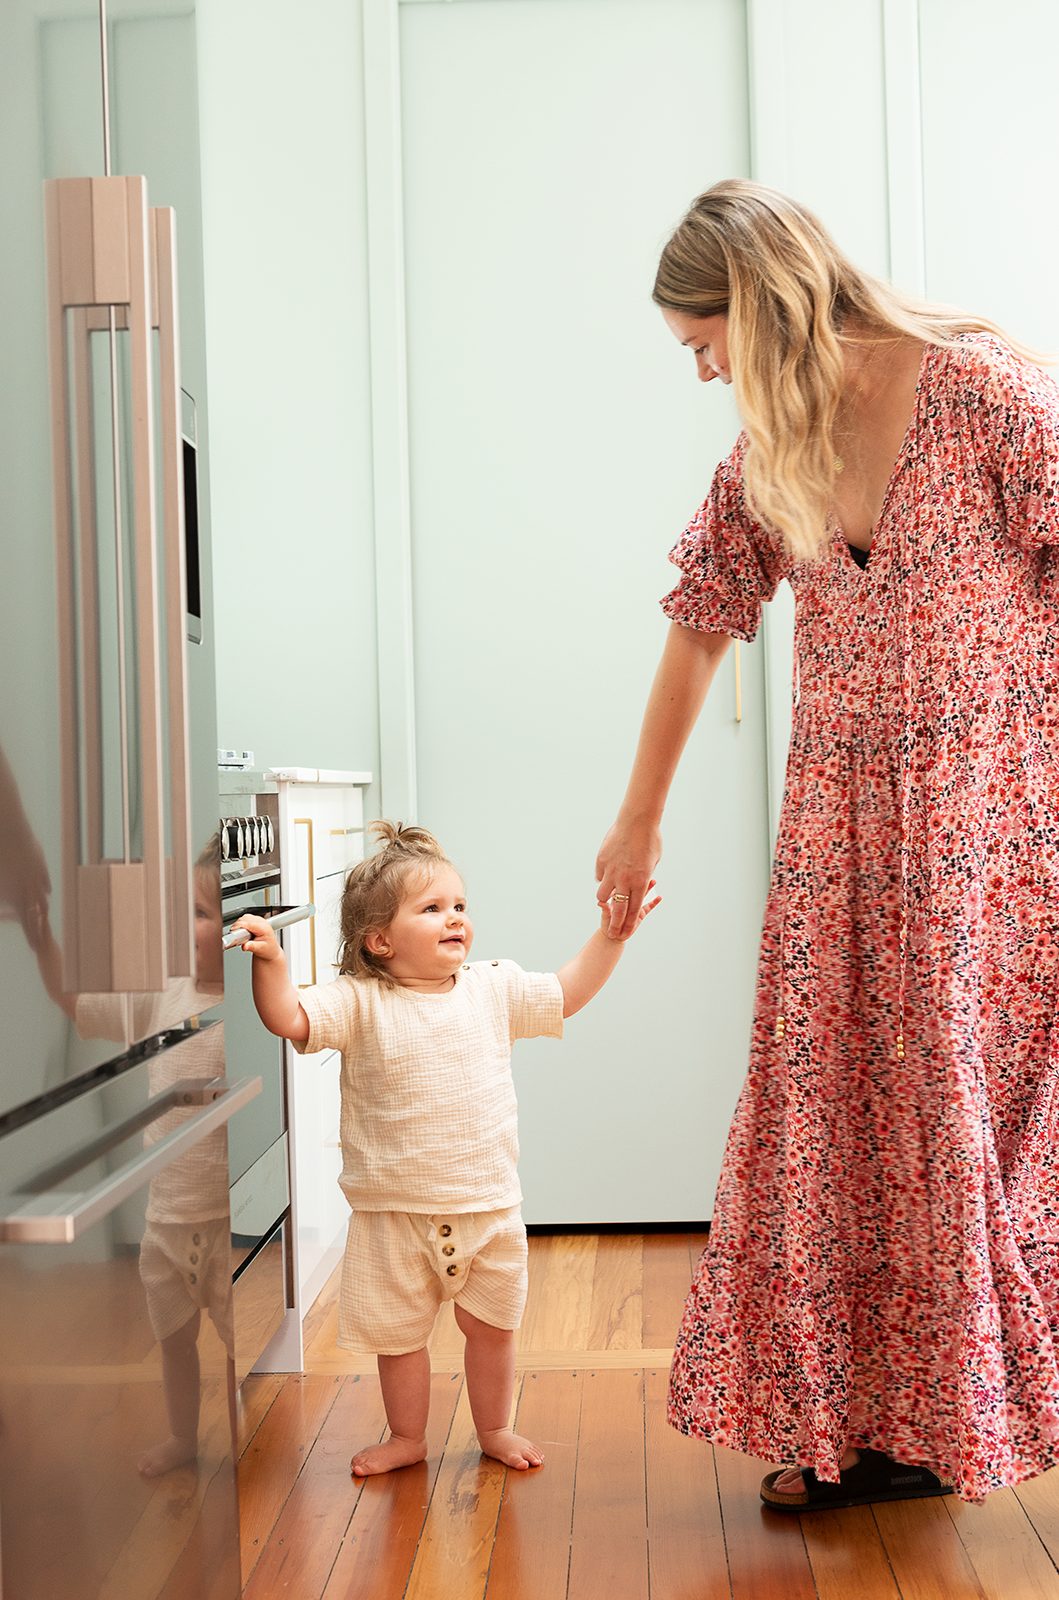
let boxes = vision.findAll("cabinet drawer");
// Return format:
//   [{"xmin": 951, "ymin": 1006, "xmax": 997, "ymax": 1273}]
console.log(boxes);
[
  {"xmin": 287, "ymin": 787, "xmax": 365, "ymax": 884},
  {"xmin": 290, "ymin": 874, "xmax": 344, "ymax": 990}
]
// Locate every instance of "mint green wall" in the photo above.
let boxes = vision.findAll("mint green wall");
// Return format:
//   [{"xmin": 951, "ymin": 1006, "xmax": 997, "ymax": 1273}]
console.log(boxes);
[
  {"xmin": 397, "ymin": 0, "xmax": 765, "ymax": 1223},
  {"xmin": 195, "ymin": 2, "xmax": 379, "ymax": 790}
]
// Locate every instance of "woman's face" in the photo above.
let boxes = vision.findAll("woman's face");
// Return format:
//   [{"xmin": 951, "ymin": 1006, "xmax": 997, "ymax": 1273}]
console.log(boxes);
[{"xmin": 661, "ymin": 308, "xmax": 732, "ymax": 385}]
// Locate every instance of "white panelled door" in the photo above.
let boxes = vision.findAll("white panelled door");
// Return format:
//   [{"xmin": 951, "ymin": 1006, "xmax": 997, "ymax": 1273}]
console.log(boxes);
[
  {"xmin": 395, "ymin": 0, "xmax": 771, "ymax": 1222},
  {"xmin": 918, "ymin": 0, "xmax": 1059, "ymax": 351}
]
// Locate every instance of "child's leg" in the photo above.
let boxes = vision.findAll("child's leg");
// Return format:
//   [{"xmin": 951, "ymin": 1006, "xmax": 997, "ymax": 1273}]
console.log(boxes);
[
  {"xmin": 139, "ymin": 1310, "xmax": 201, "ymax": 1477},
  {"xmin": 453, "ymin": 1305, "xmax": 542, "ymax": 1470},
  {"xmin": 351, "ymin": 1346, "xmax": 431, "ymax": 1476}
]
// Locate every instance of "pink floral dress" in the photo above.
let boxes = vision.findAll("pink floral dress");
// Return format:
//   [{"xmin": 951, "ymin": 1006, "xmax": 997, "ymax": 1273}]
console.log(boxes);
[{"xmin": 664, "ymin": 334, "xmax": 1059, "ymax": 1502}]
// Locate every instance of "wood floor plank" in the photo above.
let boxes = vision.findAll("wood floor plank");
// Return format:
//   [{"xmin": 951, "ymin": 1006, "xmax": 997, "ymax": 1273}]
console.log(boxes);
[
  {"xmin": 238, "ymin": 1374, "xmax": 345, "ymax": 1588},
  {"xmin": 485, "ymin": 1370, "xmax": 583, "ymax": 1598},
  {"xmin": 946, "ymin": 1487, "xmax": 1059, "ymax": 1599},
  {"xmin": 642, "ymin": 1234, "xmax": 694, "ymax": 1346},
  {"xmin": 567, "ymin": 1369, "xmax": 649, "ymax": 1600},
  {"xmin": 586, "ymin": 1234, "xmax": 643, "ymax": 1352},
  {"xmin": 713, "ymin": 1448, "xmax": 818, "ymax": 1600},
  {"xmin": 302, "ymin": 1263, "xmax": 341, "ymax": 1361},
  {"xmin": 303, "ymin": 1288, "xmax": 342, "ymax": 1371},
  {"xmin": 237, "ymin": 1374, "xmax": 285, "ymax": 1454},
  {"xmin": 304, "ymin": 1346, "xmax": 676, "ymax": 1376},
  {"xmin": 321, "ymin": 1372, "xmax": 462, "ymax": 1600},
  {"xmin": 242, "ymin": 1375, "xmax": 389, "ymax": 1600},
  {"xmin": 800, "ymin": 1505, "xmax": 901, "ymax": 1600},
  {"xmin": 402, "ymin": 1381, "xmax": 510, "ymax": 1600},
  {"xmin": 1016, "ymin": 1469, "xmax": 1059, "ymax": 1570},
  {"xmin": 872, "ymin": 1496, "xmax": 987, "ymax": 1600},
  {"xmin": 429, "ymin": 1301, "xmax": 467, "ymax": 1362},
  {"xmin": 520, "ymin": 1234, "xmax": 598, "ymax": 1353},
  {"xmin": 644, "ymin": 1367, "xmax": 730, "ymax": 1600}
]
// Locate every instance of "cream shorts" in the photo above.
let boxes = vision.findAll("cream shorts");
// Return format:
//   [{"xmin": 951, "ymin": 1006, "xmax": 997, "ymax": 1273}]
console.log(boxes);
[
  {"xmin": 337, "ymin": 1205, "xmax": 528, "ymax": 1355},
  {"xmin": 138, "ymin": 1218, "xmax": 234, "ymax": 1351}
]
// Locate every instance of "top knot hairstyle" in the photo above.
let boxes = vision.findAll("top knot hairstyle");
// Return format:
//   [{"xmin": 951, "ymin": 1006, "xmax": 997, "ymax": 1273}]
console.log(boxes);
[
  {"xmin": 652, "ymin": 178, "xmax": 1026, "ymax": 562},
  {"xmin": 337, "ymin": 820, "xmax": 452, "ymax": 985}
]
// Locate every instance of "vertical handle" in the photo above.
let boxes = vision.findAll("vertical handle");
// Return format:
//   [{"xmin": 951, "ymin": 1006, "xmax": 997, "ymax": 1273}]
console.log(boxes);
[
  {"xmin": 294, "ymin": 818, "xmax": 318, "ymax": 987},
  {"xmin": 152, "ymin": 207, "xmax": 195, "ymax": 978},
  {"xmin": 44, "ymin": 175, "xmax": 168, "ymax": 993}
]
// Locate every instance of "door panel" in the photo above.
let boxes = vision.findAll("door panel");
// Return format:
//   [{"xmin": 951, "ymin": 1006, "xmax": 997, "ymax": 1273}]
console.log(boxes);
[{"xmin": 399, "ymin": 0, "xmax": 768, "ymax": 1221}]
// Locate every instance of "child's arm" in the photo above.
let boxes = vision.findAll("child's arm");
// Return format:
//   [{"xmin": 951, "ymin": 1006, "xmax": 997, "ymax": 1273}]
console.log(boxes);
[
  {"xmin": 556, "ymin": 883, "xmax": 660, "ymax": 1018},
  {"xmin": 232, "ymin": 915, "xmax": 311, "ymax": 1043}
]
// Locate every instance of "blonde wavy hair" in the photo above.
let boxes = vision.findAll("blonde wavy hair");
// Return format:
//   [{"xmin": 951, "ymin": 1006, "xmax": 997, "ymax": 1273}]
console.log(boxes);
[
  {"xmin": 337, "ymin": 820, "xmax": 452, "ymax": 986},
  {"xmin": 653, "ymin": 179, "xmax": 1031, "ymax": 562}
]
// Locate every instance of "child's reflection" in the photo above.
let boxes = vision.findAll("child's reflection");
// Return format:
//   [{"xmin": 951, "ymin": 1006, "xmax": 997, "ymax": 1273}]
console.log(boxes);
[{"xmin": 30, "ymin": 837, "xmax": 237, "ymax": 1477}]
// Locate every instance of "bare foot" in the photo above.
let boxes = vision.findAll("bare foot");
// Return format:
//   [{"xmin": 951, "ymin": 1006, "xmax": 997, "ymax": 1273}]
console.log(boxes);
[
  {"xmin": 350, "ymin": 1433, "xmax": 428, "ymax": 1477},
  {"xmin": 771, "ymin": 1445, "xmax": 860, "ymax": 1497},
  {"xmin": 477, "ymin": 1427, "xmax": 543, "ymax": 1470},
  {"xmin": 138, "ymin": 1435, "xmax": 197, "ymax": 1478}
]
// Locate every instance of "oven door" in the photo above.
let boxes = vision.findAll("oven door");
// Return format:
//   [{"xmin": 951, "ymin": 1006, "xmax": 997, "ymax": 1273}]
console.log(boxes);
[{"xmin": 220, "ymin": 888, "xmax": 312, "ymax": 1192}]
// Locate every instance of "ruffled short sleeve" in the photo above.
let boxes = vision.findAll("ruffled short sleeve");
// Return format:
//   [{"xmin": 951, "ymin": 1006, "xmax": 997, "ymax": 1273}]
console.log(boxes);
[
  {"xmin": 967, "ymin": 336, "xmax": 1059, "ymax": 549},
  {"xmin": 661, "ymin": 433, "xmax": 789, "ymax": 642}
]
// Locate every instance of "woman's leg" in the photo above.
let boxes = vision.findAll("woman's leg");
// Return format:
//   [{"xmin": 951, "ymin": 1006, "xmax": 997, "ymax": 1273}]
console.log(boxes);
[{"xmin": 454, "ymin": 1304, "xmax": 542, "ymax": 1469}]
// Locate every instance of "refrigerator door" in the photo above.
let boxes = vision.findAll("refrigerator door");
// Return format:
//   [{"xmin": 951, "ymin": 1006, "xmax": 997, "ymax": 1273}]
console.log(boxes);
[
  {"xmin": 0, "ymin": 1029, "xmax": 255, "ymax": 1599},
  {"xmin": 0, "ymin": 0, "xmax": 223, "ymax": 1126}
]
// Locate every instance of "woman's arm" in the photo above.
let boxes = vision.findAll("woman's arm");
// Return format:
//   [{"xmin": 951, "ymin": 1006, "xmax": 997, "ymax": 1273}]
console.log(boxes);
[{"xmin": 596, "ymin": 621, "xmax": 731, "ymax": 938}]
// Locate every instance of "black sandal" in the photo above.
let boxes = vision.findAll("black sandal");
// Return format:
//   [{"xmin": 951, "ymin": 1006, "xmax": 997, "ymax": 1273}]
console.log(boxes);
[{"xmin": 760, "ymin": 1447, "xmax": 954, "ymax": 1512}]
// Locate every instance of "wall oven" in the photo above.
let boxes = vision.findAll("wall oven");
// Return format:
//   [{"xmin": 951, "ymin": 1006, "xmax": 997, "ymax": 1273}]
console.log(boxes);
[{"xmin": 218, "ymin": 784, "xmax": 312, "ymax": 1378}]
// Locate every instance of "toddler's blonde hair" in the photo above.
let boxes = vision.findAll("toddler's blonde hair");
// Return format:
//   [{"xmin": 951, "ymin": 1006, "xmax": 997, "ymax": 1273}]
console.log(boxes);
[{"xmin": 337, "ymin": 820, "xmax": 452, "ymax": 985}]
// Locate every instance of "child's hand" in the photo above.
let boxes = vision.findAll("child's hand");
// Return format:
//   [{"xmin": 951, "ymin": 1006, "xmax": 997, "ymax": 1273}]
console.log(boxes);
[
  {"xmin": 232, "ymin": 913, "xmax": 284, "ymax": 961},
  {"xmin": 600, "ymin": 880, "xmax": 661, "ymax": 939}
]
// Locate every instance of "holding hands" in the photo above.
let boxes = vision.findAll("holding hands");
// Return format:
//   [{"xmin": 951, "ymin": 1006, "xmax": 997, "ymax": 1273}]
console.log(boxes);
[{"xmin": 595, "ymin": 815, "xmax": 663, "ymax": 940}]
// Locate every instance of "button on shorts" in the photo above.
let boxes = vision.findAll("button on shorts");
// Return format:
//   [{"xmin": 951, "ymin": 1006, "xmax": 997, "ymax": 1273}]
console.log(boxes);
[{"xmin": 337, "ymin": 1205, "xmax": 528, "ymax": 1355}]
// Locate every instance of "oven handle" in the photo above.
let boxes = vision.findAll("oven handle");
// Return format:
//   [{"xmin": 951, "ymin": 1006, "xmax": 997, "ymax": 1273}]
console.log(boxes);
[
  {"xmin": 0, "ymin": 1075, "xmax": 261, "ymax": 1245},
  {"xmin": 222, "ymin": 901, "xmax": 316, "ymax": 952}
]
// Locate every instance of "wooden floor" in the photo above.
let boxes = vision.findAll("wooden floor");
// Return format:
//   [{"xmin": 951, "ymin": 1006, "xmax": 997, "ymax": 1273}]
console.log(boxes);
[{"xmin": 237, "ymin": 1232, "xmax": 1059, "ymax": 1599}]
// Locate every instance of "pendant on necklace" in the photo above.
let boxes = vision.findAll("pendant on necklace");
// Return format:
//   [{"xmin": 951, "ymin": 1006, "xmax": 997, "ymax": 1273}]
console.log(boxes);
[{"xmin": 834, "ymin": 455, "xmax": 845, "ymax": 474}]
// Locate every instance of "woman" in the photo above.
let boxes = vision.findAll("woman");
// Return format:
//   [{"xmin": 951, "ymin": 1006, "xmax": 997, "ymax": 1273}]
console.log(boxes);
[{"xmin": 596, "ymin": 178, "xmax": 1059, "ymax": 1508}]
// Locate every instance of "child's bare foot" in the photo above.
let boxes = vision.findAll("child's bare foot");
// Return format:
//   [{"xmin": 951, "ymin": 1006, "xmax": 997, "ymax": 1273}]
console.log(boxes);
[
  {"xmin": 477, "ymin": 1427, "xmax": 543, "ymax": 1470},
  {"xmin": 351, "ymin": 1433, "xmax": 428, "ymax": 1477},
  {"xmin": 138, "ymin": 1435, "xmax": 197, "ymax": 1478}
]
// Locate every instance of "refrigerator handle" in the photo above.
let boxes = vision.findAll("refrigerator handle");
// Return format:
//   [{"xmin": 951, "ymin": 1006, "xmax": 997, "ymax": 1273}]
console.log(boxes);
[
  {"xmin": 44, "ymin": 176, "xmax": 168, "ymax": 994},
  {"xmin": 152, "ymin": 207, "xmax": 195, "ymax": 978},
  {"xmin": 0, "ymin": 1074, "xmax": 261, "ymax": 1245}
]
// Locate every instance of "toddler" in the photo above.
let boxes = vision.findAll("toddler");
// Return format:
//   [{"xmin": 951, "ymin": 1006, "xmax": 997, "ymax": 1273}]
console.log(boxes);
[{"xmin": 234, "ymin": 821, "xmax": 658, "ymax": 1476}]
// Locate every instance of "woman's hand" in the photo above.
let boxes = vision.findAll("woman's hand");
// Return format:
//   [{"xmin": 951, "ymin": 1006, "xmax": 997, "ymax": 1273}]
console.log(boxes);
[
  {"xmin": 598, "ymin": 878, "xmax": 661, "ymax": 938},
  {"xmin": 595, "ymin": 816, "xmax": 662, "ymax": 940}
]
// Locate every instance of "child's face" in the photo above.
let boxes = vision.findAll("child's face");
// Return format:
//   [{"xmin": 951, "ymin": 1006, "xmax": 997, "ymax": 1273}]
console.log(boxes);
[
  {"xmin": 373, "ymin": 864, "xmax": 474, "ymax": 983},
  {"xmin": 194, "ymin": 868, "xmax": 224, "ymax": 991}
]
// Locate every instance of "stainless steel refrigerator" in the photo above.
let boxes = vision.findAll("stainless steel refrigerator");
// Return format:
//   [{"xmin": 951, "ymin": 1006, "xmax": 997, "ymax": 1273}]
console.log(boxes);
[{"xmin": 0, "ymin": 4, "xmax": 247, "ymax": 1594}]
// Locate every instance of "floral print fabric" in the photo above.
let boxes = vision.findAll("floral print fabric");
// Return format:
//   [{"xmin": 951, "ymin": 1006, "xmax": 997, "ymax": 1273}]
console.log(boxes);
[{"xmin": 663, "ymin": 335, "xmax": 1059, "ymax": 1502}]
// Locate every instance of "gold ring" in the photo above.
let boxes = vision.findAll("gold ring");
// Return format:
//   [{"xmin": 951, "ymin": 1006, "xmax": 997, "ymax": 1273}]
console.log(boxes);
[{"xmin": 611, "ymin": 893, "xmax": 630, "ymax": 902}]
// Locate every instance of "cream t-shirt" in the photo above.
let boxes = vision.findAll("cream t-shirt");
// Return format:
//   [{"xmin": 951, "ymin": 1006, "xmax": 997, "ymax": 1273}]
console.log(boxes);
[{"xmin": 296, "ymin": 959, "xmax": 564, "ymax": 1213}]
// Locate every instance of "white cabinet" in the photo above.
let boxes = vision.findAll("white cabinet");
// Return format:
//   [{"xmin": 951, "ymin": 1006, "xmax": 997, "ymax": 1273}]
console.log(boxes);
[{"xmin": 270, "ymin": 769, "xmax": 371, "ymax": 1331}]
